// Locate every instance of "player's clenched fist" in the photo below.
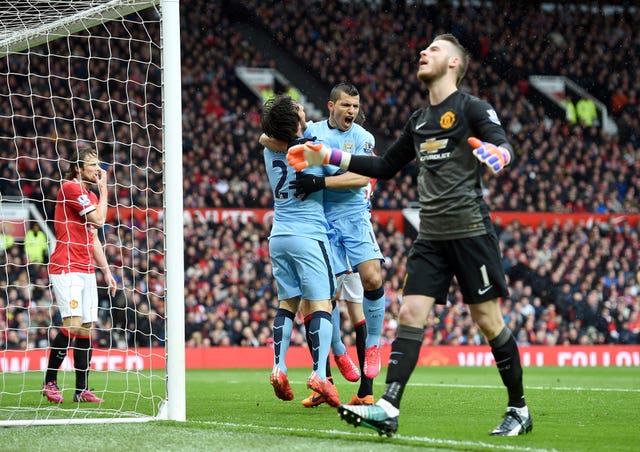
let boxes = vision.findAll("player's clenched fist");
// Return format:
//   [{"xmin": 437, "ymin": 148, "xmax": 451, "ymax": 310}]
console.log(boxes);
[
  {"xmin": 468, "ymin": 137, "xmax": 511, "ymax": 174},
  {"xmin": 287, "ymin": 142, "xmax": 351, "ymax": 171}
]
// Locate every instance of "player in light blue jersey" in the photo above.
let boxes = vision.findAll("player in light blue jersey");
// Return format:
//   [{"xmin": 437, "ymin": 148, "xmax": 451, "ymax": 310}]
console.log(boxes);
[
  {"xmin": 262, "ymin": 95, "xmax": 340, "ymax": 407},
  {"xmin": 283, "ymin": 84, "xmax": 386, "ymax": 406}
]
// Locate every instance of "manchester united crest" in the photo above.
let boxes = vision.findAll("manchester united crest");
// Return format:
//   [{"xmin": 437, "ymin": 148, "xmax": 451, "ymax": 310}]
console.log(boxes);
[{"xmin": 439, "ymin": 111, "xmax": 456, "ymax": 129}]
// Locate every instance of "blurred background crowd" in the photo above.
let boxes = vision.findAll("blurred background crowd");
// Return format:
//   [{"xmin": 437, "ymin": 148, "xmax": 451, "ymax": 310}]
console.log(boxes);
[{"xmin": 1, "ymin": 1, "xmax": 639, "ymax": 352}]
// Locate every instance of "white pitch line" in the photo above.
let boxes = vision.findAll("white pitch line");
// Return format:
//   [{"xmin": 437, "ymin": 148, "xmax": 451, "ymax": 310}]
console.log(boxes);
[
  {"xmin": 407, "ymin": 382, "xmax": 640, "ymax": 393},
  {"xmin": 285, "ymin": 380, "xmax": 640, "ymax": 393},
  {"xmin": 197, "ymin": 421, "xmax": 558, "ymax": 452}
]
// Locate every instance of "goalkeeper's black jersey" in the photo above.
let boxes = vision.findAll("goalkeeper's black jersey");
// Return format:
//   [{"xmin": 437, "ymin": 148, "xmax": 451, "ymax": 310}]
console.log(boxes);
[{"xmin": 384, "ymin": 90, "xmax": 513, "ymax": 241}]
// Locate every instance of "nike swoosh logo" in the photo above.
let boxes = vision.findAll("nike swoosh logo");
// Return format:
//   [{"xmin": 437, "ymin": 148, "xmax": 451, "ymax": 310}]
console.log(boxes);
[
  {"xmin": 416, "ymin": 121, "xmax": 426, "ymax": 129},
  {"xmin": 477, "ymin": 285, "xmax": 493, "ymax": 295}
]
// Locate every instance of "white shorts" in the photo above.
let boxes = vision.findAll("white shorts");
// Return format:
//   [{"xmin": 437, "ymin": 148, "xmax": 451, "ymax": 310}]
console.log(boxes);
[
  {"xmin": 50, "ymin": 272, "xmax": 99, "ymax": 323},
  {"xmin": 336, "ymin": 272, "xmax": 364, "ymax": 304}
]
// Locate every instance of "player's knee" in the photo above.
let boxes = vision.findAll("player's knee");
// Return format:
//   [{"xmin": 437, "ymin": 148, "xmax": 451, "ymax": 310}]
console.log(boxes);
[
  {"xmin": 398, "ymin": 297, "xmax": 431, "ymax": 327},
  {"xmin": 360, "ymin": 272, "xmax": 382, "ymax": 291}
]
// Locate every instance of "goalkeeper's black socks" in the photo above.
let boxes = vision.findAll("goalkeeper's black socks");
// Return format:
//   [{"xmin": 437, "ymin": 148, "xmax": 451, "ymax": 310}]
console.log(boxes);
[
  {"xmin": 381, "ymin": 325, "xmax": 423, "ymax": 409},
  {"xmin": 45, "ymin": 328, "xmax": 71, "ymax": 383},
  {"xmin": 490, "ymin": 326, "xmax": 526, "ymax": 408},
  {"xmin": 74, "ymin": 335, "xmax": 92, "ymax": 392}
]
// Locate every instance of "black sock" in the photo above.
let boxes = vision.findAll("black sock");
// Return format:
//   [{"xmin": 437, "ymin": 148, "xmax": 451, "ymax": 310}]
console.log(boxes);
[
  {"xmin": 45, "ymin": 329, "xmax": 70, "ymax": 383},
  {"xmin": 74, "ymin": 336, "xmax": 92, "ymax": 393},
  {"xmin": 381, "ymin": 325, "xmax": 423, "ymax": 409},
  {"xmin": 304, "ymin": 316, "xmax": 331, "ymax": 379},
  {"xmin": 354, "ymin": 320, "xmax": 372, "ymax": 397},
  {"xmin": 490, "ymin": 327, "xmax": 525, "ymax": 408},
  {"xmin": 273, "ymin": 309, "xmax": 294, "ymax": 367},
  {"xmin": 304, "ymin": 316, "xmax": 313, "ymax": 358}
]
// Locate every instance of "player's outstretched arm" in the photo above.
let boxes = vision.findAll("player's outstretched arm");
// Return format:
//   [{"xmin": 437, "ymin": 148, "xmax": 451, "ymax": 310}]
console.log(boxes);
[
  {"xmin": 468, "ymin": 137, "xmax": 511, "ymax": 174},
  {"xmin": 288, "ymin": 141, "xmax": 407, "ymax": 180}
]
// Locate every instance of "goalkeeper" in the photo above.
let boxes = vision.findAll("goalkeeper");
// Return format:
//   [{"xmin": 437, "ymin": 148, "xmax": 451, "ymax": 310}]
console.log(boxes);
[{"xmin": 288, "ymin": 33, "xmax": 531, "ymax": 437}]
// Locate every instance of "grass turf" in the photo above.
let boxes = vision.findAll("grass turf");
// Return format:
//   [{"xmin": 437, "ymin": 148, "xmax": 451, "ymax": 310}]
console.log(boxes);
[{"xmin": 1, "ymin": 365, "xmax": 639, "ymax": 451}]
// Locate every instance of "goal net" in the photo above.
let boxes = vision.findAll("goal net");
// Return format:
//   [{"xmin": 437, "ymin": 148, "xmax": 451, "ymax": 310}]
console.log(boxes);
[{"xmin": 0, "ymin": 0, "xmax": 185, "ymax": 425}]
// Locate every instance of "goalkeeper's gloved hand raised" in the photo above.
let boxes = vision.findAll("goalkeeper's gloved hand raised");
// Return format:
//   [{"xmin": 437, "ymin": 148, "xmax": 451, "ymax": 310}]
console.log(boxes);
[
  {"xmin": 287, "ymin": 142, "xmax": 350, "ymax": 171},
  {"xmin": 289, "ymin": 172, "xmax": 325, "ymax": 201},
  {"xmin": 468, "ymin": 137, "xmax": 511, "ymax": 174}
]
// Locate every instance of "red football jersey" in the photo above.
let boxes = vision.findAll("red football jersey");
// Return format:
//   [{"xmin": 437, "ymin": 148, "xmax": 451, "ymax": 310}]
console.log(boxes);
[{"xmin": 49, "ymin": 179, "xmax": 98, "ymax": 274}]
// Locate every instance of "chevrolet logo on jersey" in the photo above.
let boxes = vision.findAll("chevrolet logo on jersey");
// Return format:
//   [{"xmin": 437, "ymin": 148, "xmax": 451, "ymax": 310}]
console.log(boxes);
[{"xmin": 419, "ymin": 138, "xmax": 450, "ymax": 161}]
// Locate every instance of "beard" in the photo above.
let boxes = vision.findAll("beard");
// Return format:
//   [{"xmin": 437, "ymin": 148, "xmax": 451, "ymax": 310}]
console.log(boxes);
[{"xmin": 417, "ymin": 59, "xmax": 449, "ymax": 85}]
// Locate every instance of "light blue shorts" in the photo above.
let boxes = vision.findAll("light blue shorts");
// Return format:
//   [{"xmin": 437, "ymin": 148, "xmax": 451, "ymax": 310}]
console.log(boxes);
[
  {"xmin": 328, "ymin": 214, "xmax": 384, "ymax": 275},
  {"xmin": 269, "ymin": 235, "xmax": 336, "ymax": 301}
]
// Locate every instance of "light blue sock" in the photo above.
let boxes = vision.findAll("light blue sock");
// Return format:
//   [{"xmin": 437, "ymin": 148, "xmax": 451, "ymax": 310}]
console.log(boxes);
[
  {"xmin": 363, "ymin": 287, "xmax": 385, "ymax": 349},
  {"xmin": 331, "ymin": 305, "xmax": 347, "ymax": 356},
  {"xmin": 309, "ymin": 311, "xmax": 333, "ymax": 380},
  {"xmin": 273, "ymin": 308, "xmax": 295, "ymax": 373}
]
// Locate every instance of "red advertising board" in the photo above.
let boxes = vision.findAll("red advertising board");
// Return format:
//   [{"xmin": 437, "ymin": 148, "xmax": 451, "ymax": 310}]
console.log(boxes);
[{"xmin": 2, "ymin": 345, "xmax": 639, "ymax": 372}]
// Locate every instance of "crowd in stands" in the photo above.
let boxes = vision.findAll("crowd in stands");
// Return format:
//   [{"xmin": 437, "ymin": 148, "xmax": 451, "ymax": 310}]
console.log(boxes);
[{"xmin": 1, "ymin": 1, "xmax": 640, "ymax": 352}]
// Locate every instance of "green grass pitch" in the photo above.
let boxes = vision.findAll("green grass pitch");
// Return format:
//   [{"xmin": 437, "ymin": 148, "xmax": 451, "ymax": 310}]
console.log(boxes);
[{"xmin": 2, "ymin": 366, "xmax": 639, "ymax": 451}]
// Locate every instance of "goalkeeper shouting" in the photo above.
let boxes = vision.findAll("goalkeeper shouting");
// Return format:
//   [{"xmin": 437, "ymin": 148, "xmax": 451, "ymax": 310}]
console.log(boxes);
[{"xmin": 288, "ymin": 33, "xmax": 532, "ymax": 438}]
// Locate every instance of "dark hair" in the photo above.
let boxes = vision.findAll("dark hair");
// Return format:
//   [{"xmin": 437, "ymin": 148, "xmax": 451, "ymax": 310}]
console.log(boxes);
[
  {"xmin": 329, "ymin": 82, "xmax": 359, "ymax": 103},
  {"xmin": 64, "ymin": 146, "xmax": 98, "ymax": 180},
  {"xmin": 433, "ymin": 33, "xmax": 469, "ymax": 86},
  {"xmin": 261, "ymin": 95, "xmax": 299, "ymax": 143}
]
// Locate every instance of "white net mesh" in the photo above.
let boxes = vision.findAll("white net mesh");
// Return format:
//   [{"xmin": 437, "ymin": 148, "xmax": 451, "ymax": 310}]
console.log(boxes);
[{"xmin": 0, "ymin": 0, "xmax": 168, "ymax": 425}]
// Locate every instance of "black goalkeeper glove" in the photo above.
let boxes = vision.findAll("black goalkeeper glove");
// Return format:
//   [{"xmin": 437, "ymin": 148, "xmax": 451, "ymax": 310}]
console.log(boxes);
[{"xmin": 289, "ymin": 172, "xmax": 325, "ymax": 201}]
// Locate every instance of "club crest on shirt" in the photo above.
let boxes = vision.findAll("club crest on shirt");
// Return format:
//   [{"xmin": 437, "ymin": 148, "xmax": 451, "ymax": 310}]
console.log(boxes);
[
  {"xmin": 342, "ymin": 140, "xmax": 355, "ymax": 153},
  {"xmin": 486, "ymin": 109, "xmax": 501, "ymax": 125},
  {"xmin": 70, "ymin": 299, "xmax": 79, "ymax": 309},
  {"xmin": 439, "ymin": 111, "xmax": 456, "ymax": 129}
]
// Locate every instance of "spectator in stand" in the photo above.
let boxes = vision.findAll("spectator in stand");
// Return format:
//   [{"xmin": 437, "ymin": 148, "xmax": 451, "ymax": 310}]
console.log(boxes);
[{"xmin": 24, "ymin": 222, "xmax": 49, "ymax": 265}]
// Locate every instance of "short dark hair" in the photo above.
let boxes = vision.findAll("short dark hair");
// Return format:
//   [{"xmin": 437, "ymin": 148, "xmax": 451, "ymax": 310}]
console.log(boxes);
[
  {"xmin": 261, "ymin": 95, "xmax": 299, "ymax": 143},
  {"xmin": 64, "ymin": 146, "xmax": 98, "ymax": 180},
  {"xmin": 329, "ymin": 82, "xmax": 359, "ymax": 103}
]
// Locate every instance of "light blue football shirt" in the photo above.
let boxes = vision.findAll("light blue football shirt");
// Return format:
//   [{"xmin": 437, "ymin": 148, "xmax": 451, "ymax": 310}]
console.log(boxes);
[
  {"xmin": 263, "ymin": 147, "xmax": 329, "ymax": 238},
  {"xmin": 304, "ymin": 120, "xmax": 375, "ymax": 222}
]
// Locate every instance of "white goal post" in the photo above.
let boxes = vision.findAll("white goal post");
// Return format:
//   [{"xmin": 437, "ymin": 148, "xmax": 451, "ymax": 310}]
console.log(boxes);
[{"xmin": 0, "ymin": 0, "xmax": 185, "ymax": 425}]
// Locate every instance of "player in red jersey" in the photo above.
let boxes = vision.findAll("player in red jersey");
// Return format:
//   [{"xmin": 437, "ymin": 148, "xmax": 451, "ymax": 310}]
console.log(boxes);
[{"xmin": 42, "ymin": 146, "xmax": 117, "ymax": 404}]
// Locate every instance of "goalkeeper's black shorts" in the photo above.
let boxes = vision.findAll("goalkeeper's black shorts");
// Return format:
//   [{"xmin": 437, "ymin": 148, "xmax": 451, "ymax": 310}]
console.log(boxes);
[{"xmin": 403, "ymin": 234, "xmax": 510, "ymax": 305}]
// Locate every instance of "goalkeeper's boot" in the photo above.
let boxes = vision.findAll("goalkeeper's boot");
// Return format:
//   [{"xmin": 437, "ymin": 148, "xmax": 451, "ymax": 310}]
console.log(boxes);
[
  {"xmin": 363, "ymin": 345, "xmax": 380, "ymax": 379},
  {"xmin": 301, "ymin": 390, "xmax": 326, "ymax": 408},
  {"xmin": 306, "ymin": 372, "xmax": 340, "ymax": 408},
  {"xmin": 347, "ymin": 394, "xmax": 374, "ymax": 406},
  {"xmin": 270, "ymin": 367, "xmax": 294, "ymax": 401},
  {"xmin": 334, "ymin": 353, "xmax": 360, "ymax": 382},
  {"xmin": 73, "ymin": 389, "xmax": 104, "ymax": 403},
  {"xmin": 338, "ymin": 403, "xmax": 398, "ymax": 437},
  {"xmin": 490, "ymin": 407, "xmax": 533, "ymax": 436},
  {"xmin": 42, "ymin": 381, "xmax": 64, "ymax": 404}
]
